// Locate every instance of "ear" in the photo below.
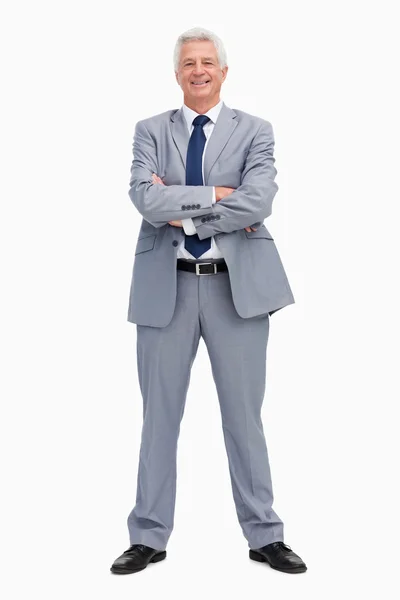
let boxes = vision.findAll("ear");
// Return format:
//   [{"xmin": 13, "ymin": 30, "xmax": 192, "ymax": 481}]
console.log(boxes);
[{"xmin": 221, "ymin": 66, "xmax": 228, "ymax": 82}]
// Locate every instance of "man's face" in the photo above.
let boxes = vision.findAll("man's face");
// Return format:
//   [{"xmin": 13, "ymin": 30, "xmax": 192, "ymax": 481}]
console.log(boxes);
[{"xmin": 175, "ymin": 40, "xmax": 228, "ymax": 103}]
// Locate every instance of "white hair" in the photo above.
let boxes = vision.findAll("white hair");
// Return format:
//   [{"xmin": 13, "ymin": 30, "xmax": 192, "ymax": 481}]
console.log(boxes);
[{"xmin": 173, "ymin": 27, "xmax": 228, "ymax": 72}]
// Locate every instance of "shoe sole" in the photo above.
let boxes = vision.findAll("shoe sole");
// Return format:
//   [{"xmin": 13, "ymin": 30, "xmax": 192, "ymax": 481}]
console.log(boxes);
[
  {"xmin": 249, "ymin": 549, "xmax": 307, "ymax": 574},
  {"xmin": 110, "ymin": 550, "xmax": 167, "ymax": 574}
]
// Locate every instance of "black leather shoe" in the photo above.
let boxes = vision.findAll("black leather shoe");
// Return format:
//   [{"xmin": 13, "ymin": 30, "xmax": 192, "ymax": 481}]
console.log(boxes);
[
  {"xmin": 249, "ymin": 541, "xmax": 307, "ymax": 573},
  {"xmin": 110, "ymin": 544, "xmax": 167, "ymax": 574}
]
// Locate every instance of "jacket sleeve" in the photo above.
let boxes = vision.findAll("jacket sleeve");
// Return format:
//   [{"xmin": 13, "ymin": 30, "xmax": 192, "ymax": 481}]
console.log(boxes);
[
  {"xmin": 128, "ymin": 120, "xmax": 216, "ymax": 227},
  {"xmin": 190, "ymin": 121, "xmax": 278, "ymax": 239}
]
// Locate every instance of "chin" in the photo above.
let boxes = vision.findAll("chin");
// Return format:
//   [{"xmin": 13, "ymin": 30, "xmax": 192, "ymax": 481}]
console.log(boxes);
[{"xmin": 189, "ymin": 87, "xmax": 211, "ymax": 94}]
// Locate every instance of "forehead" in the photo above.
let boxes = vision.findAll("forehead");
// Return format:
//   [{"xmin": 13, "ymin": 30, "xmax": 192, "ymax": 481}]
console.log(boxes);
[{"xmin": 179, "ymin": 40, "xmax": 218, "ymax": 62}]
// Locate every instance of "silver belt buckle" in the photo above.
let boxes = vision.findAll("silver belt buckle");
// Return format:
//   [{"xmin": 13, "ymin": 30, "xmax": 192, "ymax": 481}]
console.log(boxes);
[{"xmin": 195, "ymin": 262, "xmax": 218, "ymax": 275}]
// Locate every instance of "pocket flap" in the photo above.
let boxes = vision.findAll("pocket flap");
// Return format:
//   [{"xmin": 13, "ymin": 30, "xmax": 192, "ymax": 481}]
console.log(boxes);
[{"xmin": 135, "ymin": 234, "xmax": 156, "ymax": 255}]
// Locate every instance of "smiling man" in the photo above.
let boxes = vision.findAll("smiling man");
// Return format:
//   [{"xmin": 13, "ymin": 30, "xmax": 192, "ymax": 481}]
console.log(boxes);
[{"xmin": 110, "ymin": 27, "xmax": 307, "ymax": 576}]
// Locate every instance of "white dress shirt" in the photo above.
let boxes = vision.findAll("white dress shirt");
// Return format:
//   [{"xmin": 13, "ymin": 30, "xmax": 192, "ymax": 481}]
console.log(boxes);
[{"xmin": 177, "ymin": 99, "xmax": 224, "ymax": 260}]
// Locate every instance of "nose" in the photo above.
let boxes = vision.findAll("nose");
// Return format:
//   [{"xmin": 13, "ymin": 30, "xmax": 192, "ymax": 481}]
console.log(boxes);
[{"xmin": 192, "ymin": 62, "xmax": 206, "ymax": 75}]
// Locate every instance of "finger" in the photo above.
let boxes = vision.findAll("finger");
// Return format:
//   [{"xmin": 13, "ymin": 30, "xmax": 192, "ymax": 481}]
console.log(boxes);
[
  {"xmin": 251, "ymin": 227, "xmax": 257, "ymax": 231},
  {"xmin": 245, "ymin": 227, "xmax": 251, "ymax": 232}
]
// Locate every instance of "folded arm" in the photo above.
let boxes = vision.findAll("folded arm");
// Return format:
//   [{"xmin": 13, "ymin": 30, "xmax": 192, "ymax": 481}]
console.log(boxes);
[
  {"xmin": 190, "ymin": 120, "xmax": 278, "ymax": 239},
  {"xmin": 128, "ymin": 121, "xmax": 215, "ymax": 227},
  {"xmin": 182, "ymin": 189, "xmax": 263, "ymax": 234}
]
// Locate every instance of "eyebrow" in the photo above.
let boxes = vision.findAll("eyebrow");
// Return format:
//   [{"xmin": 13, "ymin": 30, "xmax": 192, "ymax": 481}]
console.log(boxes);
[{"xmin": 183, "ymin": 57, "xmax": 215, "ymax": 63}]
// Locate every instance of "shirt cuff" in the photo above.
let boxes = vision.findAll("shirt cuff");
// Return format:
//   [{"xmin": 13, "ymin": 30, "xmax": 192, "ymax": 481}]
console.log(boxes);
[
  {"xmin": 212, "ymin": 187, "xmax": 216, "ymax": 204},
  {"xmin": 181, "ymin": 218, "xmax": 197, "ymax": 235}
]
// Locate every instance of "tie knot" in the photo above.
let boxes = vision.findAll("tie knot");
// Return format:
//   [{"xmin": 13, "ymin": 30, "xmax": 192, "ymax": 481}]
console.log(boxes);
[{"xmin": 192, "ymin": 115, "xmax": 210, "ymax": 128}]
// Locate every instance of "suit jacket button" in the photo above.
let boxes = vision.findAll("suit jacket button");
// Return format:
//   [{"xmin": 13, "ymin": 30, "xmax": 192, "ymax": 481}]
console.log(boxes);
[
  {"xmin": 196, "ymin": 204, "xmax": 200, "ymax": 208},
  {"xmin": 191, "ymin": 204, "xmax": 196, "ymax": 209},
  {"xmin": 182, "ymin": 205, "xmax": 186, "ymax": 210},
  {"xmin": 201, "ymin": 217, "xmax": 206, "ymax": 223},
  {"xmin": 172, "ymin": 240, "xmax": 178, "ymax": 246}
]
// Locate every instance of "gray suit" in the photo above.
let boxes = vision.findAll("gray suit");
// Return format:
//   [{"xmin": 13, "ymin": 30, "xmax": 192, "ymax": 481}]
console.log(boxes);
[
  {"xmin": 127, "ymin": 101, "xmax": 294, "ymax": 327},
  {"xmin": 126, "ymin": 101, "xmax": 294, "ymax": 551}
]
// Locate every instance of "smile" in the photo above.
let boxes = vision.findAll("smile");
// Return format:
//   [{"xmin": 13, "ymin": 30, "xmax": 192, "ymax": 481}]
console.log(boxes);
[{"xmin": 191, "ymin": 80, "xmax": 210, "ymax": 86}]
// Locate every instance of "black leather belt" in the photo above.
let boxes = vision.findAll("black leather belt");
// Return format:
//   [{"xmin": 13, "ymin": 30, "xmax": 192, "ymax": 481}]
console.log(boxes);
[{"xmin": 177, "ymin": 259, "xmax": 228, "ymax": 275}]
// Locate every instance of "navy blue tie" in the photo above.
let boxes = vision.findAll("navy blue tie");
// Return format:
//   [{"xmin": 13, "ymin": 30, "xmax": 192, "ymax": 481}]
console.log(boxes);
[{"xmin": 184, "ymin": 114, "xmax": 211, "ymax": 258}]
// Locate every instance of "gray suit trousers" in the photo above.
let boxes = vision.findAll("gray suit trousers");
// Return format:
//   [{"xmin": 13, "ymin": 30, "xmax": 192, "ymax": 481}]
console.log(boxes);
[{"xmin": 127, "ymin": 261, "xmax": 284, "ymax": 550}]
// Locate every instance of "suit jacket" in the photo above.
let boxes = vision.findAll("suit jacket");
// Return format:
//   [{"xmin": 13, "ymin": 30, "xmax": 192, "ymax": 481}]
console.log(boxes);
[{"xmin": 127, "ymin": 101, "xmax": 295, "ymax": 327}]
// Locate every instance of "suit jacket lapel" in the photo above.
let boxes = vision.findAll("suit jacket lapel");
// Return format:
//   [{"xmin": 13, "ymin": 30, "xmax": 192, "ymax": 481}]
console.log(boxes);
[
  {"xmin": 170, "ymin": 101, "xmax": 238, "ymax": 184},
  {"xmin": 169, "ymin": 107, "xmax": 189, "ymax": 172}
]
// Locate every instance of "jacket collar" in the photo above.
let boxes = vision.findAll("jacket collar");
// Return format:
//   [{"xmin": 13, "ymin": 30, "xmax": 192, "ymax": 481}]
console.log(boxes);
[{"xmin": 170, "ymin": 101, "xmax": 238, "ymax": 184}]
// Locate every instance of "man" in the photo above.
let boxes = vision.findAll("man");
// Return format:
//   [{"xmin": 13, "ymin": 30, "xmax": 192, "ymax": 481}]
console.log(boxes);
[{"xmin": 111, "ymin": 27, "xmax": 307, "ymax": 575}]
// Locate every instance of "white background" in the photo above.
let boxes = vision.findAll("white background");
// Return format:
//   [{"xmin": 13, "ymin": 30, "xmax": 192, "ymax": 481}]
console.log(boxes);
[{"xmin": 1, "ymin": 0, "xmax": 399, "ymax": 598}]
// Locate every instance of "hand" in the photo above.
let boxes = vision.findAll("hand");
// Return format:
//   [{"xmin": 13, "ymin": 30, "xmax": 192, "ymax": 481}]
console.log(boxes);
[
  {"xmin": 244, "ymin": 226, "xmax": 258, "ymax": 232},
  {"xmin": 152, "ymin": 174, "xmax": 182, "ymax": 227},
  {"xmin": 152, "ymin": 173, "xmax": 165, "ymax": 185},
  {"xmin": 215, "ymin": 186, "xmax": 235, "ymax": 201}
]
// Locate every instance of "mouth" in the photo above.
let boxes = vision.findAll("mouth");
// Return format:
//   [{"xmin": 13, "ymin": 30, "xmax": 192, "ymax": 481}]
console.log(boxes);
[{"xmin": 191, "ymin": 80, "xmax": 210, "ymax": 86}]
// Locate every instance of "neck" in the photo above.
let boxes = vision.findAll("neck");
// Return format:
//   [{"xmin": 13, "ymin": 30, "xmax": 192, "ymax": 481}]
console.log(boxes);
[{"xmin": 184, "ymin": 95, "xmax": 221, "ymax": 115}]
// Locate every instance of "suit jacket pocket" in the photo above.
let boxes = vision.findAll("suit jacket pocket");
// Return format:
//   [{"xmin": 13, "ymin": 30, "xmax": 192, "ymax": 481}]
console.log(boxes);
[{"xmin": 135, "ymin": 234, "xmax": 156, "ymax": 255}]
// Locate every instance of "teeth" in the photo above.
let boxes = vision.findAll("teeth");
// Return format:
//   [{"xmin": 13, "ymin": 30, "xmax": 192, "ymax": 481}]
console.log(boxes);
[{"xmin": 192, "ymin": 81, "xmax": 209, "ymax": 85}]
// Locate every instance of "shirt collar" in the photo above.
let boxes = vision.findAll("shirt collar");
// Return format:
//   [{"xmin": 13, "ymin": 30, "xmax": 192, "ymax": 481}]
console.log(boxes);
[{"xmin": 182, "ymin": 99, "xmax": 224, "ymax": 132}]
